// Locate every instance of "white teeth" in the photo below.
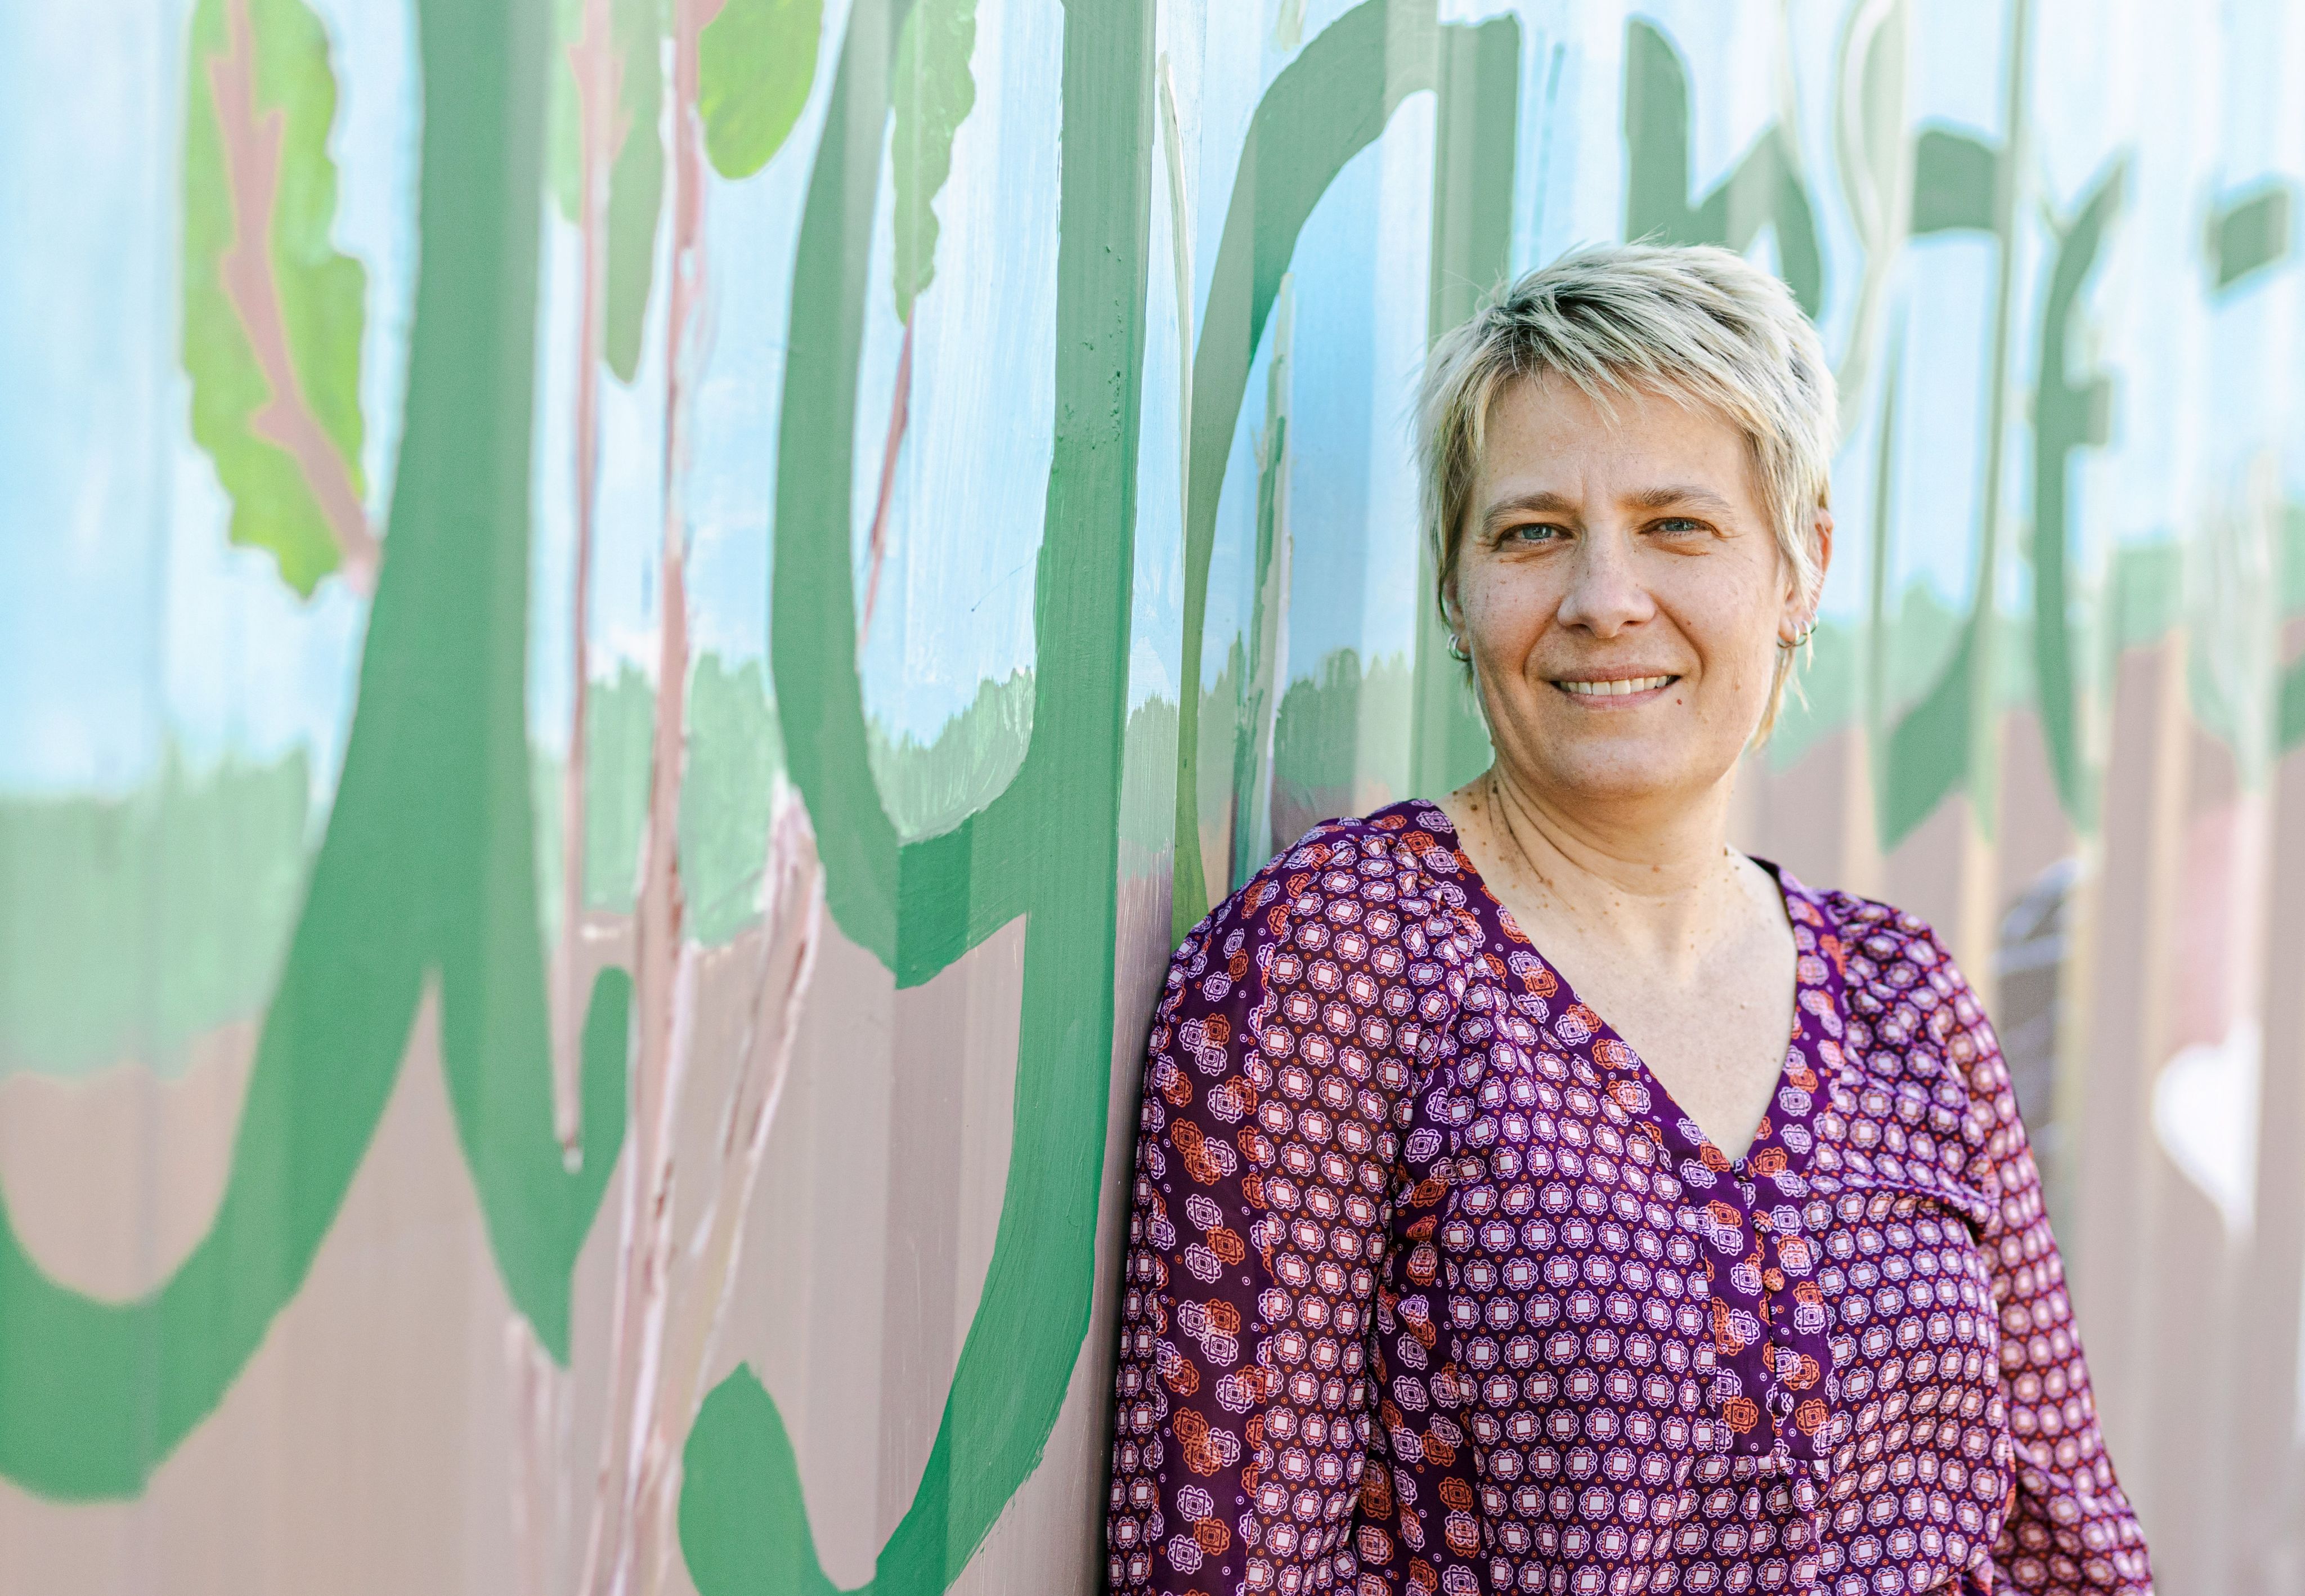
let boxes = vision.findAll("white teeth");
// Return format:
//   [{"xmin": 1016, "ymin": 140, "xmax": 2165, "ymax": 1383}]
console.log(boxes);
[{"xmin": 1557, "ymin": 675, "xmax": 1674, "ymax": 697}]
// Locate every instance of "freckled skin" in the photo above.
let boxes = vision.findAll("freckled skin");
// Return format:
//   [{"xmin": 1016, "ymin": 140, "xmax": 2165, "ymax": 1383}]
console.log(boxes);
[{"xmin": 1435, "ymin": 372, "xmax": 1836, "ymax": 1160}]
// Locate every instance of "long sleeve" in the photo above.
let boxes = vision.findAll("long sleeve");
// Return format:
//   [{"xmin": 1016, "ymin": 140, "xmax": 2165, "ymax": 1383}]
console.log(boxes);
[
  {"xmin": 1105, "ymin": 828, "xmax": 1430, "ymax": 1594},
  {"xmin": 1916, "ymin": 927, "xmax": 2154, "ymax": 1593}
]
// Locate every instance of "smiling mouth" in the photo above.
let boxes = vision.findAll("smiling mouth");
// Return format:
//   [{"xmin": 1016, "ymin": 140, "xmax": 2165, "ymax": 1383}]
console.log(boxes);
[{"xmin": 1551, "ymin": 674, "xmax": 1679, "ymax": 698}]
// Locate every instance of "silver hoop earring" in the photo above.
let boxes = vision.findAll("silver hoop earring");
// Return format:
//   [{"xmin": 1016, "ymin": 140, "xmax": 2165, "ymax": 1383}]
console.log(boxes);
[
  {"xmin": 1782, "ymin": 616, "xmax": 1817, "ymax": 649},
  {"xmin": 1447, "ymin": 633, "xmax": 1471, "ymax": 663}
]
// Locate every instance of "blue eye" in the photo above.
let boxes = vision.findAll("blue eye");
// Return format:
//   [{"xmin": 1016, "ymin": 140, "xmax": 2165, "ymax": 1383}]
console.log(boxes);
[
  {"xmin": 1500, "ymin": 522, "xmax": 1565, "ymax": 544},
  {"xmin": 1654, "ymin": 517, "xmax": 1706, "ymax": 534}
]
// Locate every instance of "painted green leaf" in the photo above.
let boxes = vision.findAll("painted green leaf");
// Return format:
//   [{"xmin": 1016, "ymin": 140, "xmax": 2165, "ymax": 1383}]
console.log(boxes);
[
  {"xmin": 698, "ymin": 0, "xmax": 823, "ymax": 180},
  {"xmin": 182, "ymin": 0, "xmax": 370, "ymax": 596},
  {"xmin": 546, "ymin": 0, "xmax": 666, "ymax": 382},
  {"xmin": 890, "ymin": 0, "xmax": 978, "ymax": 321},
  {"xmin": 680, "ymin": 656, "xmax": 788, "ymax": 947},
  {"xmin": 2208, "ymin": 181, "xmax": 2293, "ymax": 292},
  {"xmin": 1911, "ymin": 125, "xmax": 1998, "ymax": 235},
  {"xmin": 547, "ymin": 0, "xmax": 586, "ymax": 215},
  {"xmin": 604, "ymin": 0, "xmax": 665, "ymax": 379}
]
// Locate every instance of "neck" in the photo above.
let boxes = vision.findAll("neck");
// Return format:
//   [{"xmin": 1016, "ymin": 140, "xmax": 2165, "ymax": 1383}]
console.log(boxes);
[{"xmin": 1444, "ymin": 763, "xmax": 1754, "ymax": 977}]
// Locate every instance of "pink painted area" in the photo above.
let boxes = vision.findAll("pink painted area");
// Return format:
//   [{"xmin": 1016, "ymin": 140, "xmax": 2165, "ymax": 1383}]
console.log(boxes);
[
  {"xmin": 859, "ymin": 312, "xmax": 916, "ymax": 647},
  {"xmin": 2170, "ymin": 779, "xmax": 2270, "ymax": 1063},
  {"xmin": 206, "ymin": 0, "xmax": 378, "ymax": 589},
  {"xmin": 638, "ymin": 791, "xmax": 823, "ymax": 1595},
  {"xmin": 506, "ymin": 1319, "xmax": 571, "ymax": 1596},
  {"xmin": 576, "ymin": 6, "xmax": 730, "ymax": 1590}
]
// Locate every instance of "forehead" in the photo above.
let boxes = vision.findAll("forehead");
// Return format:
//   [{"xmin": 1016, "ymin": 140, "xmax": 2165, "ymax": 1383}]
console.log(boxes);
[{"xmin": 1477, "ymin": 370, "xmax": 1757, "ymax": 501}]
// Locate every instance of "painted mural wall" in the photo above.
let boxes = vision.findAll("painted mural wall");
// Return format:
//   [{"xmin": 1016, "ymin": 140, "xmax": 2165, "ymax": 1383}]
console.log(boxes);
[{"xmin": 2, "ymin": 0, "xmax": 2302, "ymax": 1591}]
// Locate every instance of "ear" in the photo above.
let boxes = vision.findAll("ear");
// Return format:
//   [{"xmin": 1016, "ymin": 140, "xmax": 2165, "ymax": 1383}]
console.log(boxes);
[{"xmin": 1782, "ymin": 505, "xmax": 1834, "ymax": 634}]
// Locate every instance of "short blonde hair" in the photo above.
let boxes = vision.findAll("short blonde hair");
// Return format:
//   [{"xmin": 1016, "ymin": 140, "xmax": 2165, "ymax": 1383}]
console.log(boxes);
[{"xmin": 1417, "ymin": 242, "xmax": 1837, "ymax": 742}]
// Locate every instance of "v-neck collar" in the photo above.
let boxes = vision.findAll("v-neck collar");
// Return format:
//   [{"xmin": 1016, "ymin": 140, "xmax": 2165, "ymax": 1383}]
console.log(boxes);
[{"xmin": 1393, "ymin": 799, "xmax": 1849, "ymax": 1461}]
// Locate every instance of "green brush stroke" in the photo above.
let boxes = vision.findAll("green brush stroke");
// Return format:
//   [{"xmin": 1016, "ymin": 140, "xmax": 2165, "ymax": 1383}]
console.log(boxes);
[
  {"xmin": 867, "ymin": 668, "xmax": 1034, "ymax": 844},
  {"xmin": 589, "ymin": 662, "xmax": 657, "ymax": 912},
  {"xmin": 1870, "ymin": 114, "xmax": 1996, "ymax": 848},
  {"xmin": 2207, "ymin": 181, "xmax": 2293, "ymax": 294},
  {"xmin": 679, "ymin": 1, "xmax": 1153, "ymax": 1590},
  {"xmin": 1408, "ymin": 12, "xmax": 1517, "ymax": 806},
  {"xmin": 1766, "ymin": 618, "xmax": 1861, "ymax": 773},
  {"xmin": 681, "ymin": 656, "xmax": 790, "ymax": 946},
  {"xmin": 1231, "ymin": 275, "xmax": 1294, "ymax": 889},
  {"xmin": 700, "ymin": 0, "xmax": 824, "ymax": 180},
  {"xmin": 682, "ymin": 1366, "xmax": 837, "ymax": 1596},
  {"xmin": 1879, "ymin": 0, "xmax": 2029, "ymax": 851},
  {"xmin": 539, "ymin": 655, "xmax": 1033, "ymax": 953},
  {"xmin": 1622, "ymin": 17, "xmax": 1823, "ymax": 317},
  {"xmin": 2281, "ymin": 657, "xmax": 2305, "ymax": 753},
  {"xmin": 1169, "ymin": 0, "xmax": 1448, "ymax": 947},
  {"xmin": 1197, "ymin": 635, "xmax": 1248, "ymax": 879},
  {"xmin": 2281, "ymin": 509, "xmax": 2305, "ymax": 754},
  {"xmin": 1876, "ymin": 120, "xmax": 1996, "ymax": 846},
  {"xmin": 547, "ymin": 0, "xmax": 667, "ymax": 381},
  {"xmin": 0, "ymin": 752, "xmax": 308, "ymax": 1082},
  {"xmin": 1273, "ymin": 648, "xmax": 1414, "ymax": 813},
  {"xmin": 1119, "ymin": 693, "xmax": 1185, "ymax": 866},
  {"xmin": 603, "ymin": 0, "xmax": 665, "ymax": 380},
  {"xmin": 1882, "ymin": 608, "xmax": 1978, "ymax": 844},
  {"xmin": 181, "ymin": 0, "xmax": 369, "ymax": 595},
  {"xmin": 0, "ymin": 0, "xmax": 624, "ymax": 1499},
  {"xmin": 528, "ymin": 662, "xmax": 652, "ymax": 952},
  {"xmin": 1946, "ymin": 0, "xmax": 2029, "ymax": 854},
  {"xmin": 1911, "ymin": 125, "xmax": 1999, "ymax": 236},
  {"xmin": 891, "ymin": 0, "xmax": 977, "ymax": 323},
  {"xmin": 1864, "ymin": 329, "xmax": 1903, "ymax": 773},
  {"xmin": 2030, "ymin": 158, "xmax": 2124, "ymax": 828}
]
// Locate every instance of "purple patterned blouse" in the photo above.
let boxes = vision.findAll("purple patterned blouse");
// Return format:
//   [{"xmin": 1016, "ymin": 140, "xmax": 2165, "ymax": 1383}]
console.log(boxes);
[{"xmin": 1104, "ymin": 800, "xmax": 2151, "ymax": 1595}]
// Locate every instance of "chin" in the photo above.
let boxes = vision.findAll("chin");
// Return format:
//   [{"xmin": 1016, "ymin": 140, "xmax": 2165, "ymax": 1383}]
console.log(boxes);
[{"xmin": 1528, "ymin": 742, "xmax": 1703, "ymax": 805}]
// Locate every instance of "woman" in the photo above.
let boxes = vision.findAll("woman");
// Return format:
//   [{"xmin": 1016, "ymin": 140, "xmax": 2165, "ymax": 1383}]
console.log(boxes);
[{"xmin": 1103, "ymin": 244, "xmax": 2151, "ymax": 1595}]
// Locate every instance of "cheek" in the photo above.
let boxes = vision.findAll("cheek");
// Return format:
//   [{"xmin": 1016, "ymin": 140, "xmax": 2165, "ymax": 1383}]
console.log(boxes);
[
  {"xmin": 1460, "ymin": 568, "xmax": 1550, "ymax": 645},
  {"xmin": 1669, "ymin": 574, "xmax": 1782, "ymax": 675}
]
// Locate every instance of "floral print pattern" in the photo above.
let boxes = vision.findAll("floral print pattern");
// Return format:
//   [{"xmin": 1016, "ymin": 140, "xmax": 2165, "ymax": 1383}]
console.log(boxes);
[{"xmin": 1105, "ymin": 800, "xmax": 2150, "ymax": 1595}]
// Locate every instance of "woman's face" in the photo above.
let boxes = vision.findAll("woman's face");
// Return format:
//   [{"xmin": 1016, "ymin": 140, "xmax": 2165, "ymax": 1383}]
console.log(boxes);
[{"xmin": 1449, "ymin": 370, "xmax": 1830, "ymax": 818}]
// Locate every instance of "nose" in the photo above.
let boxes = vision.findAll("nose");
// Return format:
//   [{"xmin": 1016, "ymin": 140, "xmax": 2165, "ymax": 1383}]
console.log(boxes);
[{"xmin": 1555, "ymin": 524, "xmax": 1655, "ymax": 637}]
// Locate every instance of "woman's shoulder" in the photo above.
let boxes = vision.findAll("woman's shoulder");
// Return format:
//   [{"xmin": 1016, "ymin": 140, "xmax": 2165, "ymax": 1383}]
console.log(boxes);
[
  {"xmin": 1171, "ymin": 798, "xmax": 1465, "ymax": 963},
  {"xmin": 1777, "ymin": 870, "xmax": 2007, "ymax": 1093},
  {"xmin": 1283, "ymin": 796, "xmax": 1464, "ymax": 863},
  {"xmin": 1776, "ymin": 876, "xmax": 2021, "ymax": 1202},
  {"xmin": 1761, "ymin": 862, "xmax": 1965, "ymax": 992}
]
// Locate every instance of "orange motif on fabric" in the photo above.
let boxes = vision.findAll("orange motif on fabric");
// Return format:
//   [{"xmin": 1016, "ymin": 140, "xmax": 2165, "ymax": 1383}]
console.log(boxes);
[{"xmin": 1820, "ymin": 930, "xmax": 1847, "ymax": 975}]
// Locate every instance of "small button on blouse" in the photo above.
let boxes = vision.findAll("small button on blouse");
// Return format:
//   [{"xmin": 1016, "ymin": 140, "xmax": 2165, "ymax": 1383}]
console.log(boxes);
[{"xmin": 1104, "ymin": 799, "xmax": 2151, "ymax": 1595}]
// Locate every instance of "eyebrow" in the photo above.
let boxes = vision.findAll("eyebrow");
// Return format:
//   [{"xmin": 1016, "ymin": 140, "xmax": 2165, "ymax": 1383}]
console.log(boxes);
[
  {"xmin": 1479, "ymin": 490, "xmax": 1579, "ymax": 532},
  {"xmin": 1625, "ymin": 484, "xmax": 1738, "ymax": 515},
  {"xmin": 1479, "ymin": 483, "xmax": 1738, "ymax": 532}
]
